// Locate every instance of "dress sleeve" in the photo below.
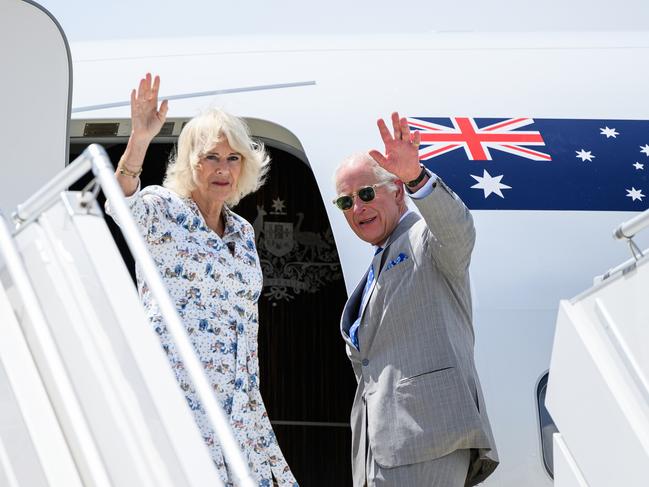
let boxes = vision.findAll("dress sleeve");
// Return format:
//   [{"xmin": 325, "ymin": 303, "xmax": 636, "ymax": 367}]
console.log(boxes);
[{"xmin": 104, "ymin": 184, "xmax": 169, "ymax": 241}]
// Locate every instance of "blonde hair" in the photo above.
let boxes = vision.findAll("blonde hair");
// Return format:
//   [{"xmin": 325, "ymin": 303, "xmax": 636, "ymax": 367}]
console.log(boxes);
[{"xmin": 163, "ymin": 108, "xmax": 270, "ymax": 206}]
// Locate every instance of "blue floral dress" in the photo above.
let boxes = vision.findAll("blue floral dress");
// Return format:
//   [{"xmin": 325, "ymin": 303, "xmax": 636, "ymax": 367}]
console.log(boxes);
[{"xmin": 107, "ymin": 185, "xmax": 297, "ymax": 487}]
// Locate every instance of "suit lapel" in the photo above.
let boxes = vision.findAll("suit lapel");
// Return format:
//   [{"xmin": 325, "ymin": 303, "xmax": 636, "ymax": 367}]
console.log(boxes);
[
  {"xmin": 342, "ymin": 212, "xmax": 422, "ymax": 352},
  {"xmin": 358, "ymin": 250, "xmax": 384, "ymax": 320},
  {"xmin": 359, "ymin": 212, "xmax": 420, "ymax": 316},
  {"xmin": 357, "ymin": 212, "xmax": 421, "ymax": 347},
  {"xmin": 382, "ymin": 211, "xmax": 420, "ymax": 255},
  {"xmin": 340, "ymin": 268, "xmax": 368, "ymax": 347}
]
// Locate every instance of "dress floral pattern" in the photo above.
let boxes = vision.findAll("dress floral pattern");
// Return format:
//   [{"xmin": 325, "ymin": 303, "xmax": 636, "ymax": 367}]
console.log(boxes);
[{"xmin": 106, "ymin": 185, "xmax": 297, "ymax": 487}]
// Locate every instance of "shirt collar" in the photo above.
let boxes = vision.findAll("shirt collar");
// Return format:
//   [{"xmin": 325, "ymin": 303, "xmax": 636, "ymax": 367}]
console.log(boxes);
[
  {"xmin": 221, "ymin": 205, "xmax": 245, "ymax": 239},
  {"xmin": 187, "ymin": 197, "xmax": 244, "ymax": 239}
]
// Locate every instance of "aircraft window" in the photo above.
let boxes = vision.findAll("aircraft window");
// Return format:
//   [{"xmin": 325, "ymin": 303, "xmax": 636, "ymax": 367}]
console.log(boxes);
[{"xmin": 537, "ymin": 372, "xmax": 559, "ymax": 478}]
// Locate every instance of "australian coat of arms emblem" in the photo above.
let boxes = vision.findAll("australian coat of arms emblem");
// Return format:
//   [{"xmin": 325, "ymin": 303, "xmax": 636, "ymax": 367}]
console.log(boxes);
[{"xmin": 252, "ymin": 197, "xmax": 341, "ymax": 302}]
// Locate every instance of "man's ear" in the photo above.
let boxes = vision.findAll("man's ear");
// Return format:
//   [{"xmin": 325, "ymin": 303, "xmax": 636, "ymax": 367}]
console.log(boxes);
[{"xmin": 394, "ymin": 179, "xmax": 406, "ymax": 203}]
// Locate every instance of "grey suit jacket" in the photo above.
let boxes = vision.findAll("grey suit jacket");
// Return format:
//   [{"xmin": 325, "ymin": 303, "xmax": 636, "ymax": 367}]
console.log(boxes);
[{"xmin": 340, "ymin": 178, "xmax": 498, "ymax": 486}]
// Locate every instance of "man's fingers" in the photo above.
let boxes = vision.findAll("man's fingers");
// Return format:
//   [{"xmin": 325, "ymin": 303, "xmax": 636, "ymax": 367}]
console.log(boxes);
[
  {"xmin": 391, "ymin": 112, "xmax": 401, "ymax": 140},
  {"xmin": 369, "ymin": 149, "xmax": 387, "ymax": 166},
  {"xmin": 400, "ymin": 117, "xmax": 411, "ymax": 140},
  {"xmin": 377, "ymin": 118, "xmax": 393, "ymax": 144},
  {"xmin": 413, "ymin": 130, "xmax": 421, "ymax": 147}
]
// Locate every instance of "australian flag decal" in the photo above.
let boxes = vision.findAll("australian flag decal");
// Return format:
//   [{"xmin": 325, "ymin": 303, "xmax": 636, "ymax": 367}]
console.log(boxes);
[{"xmin": 409, "ymin": 117, "xmax": 649, "ymax": 211}]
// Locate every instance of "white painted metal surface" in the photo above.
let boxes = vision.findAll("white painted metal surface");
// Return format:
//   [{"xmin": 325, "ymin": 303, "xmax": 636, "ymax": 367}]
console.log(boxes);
[
  {"xmin": 552, "ymin": 434, "xmax": 588, "ymax": 487},
  {"xmin": 0, "ymin": 213, "xmax": 111, "ymax": 487},
  {"xmin": 547, "ymin": 240, "xmax": 649, "ymax": 486},
  {"xmin": 17, "ymin": 205, "xmax": 190, "ymax": 487},
  {"xmin": 0, "ymin": 0, "xmax": 70, "ymax": 215},
  {"xmin": 0, "ymin": 274, "xmax": 82, "ymax": 487}
]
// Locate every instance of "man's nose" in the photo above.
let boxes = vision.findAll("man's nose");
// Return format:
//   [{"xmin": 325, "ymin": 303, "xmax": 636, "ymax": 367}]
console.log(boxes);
[{"xmin": 352, "ymin": 196, "xmax": 367, "ymax": 213}]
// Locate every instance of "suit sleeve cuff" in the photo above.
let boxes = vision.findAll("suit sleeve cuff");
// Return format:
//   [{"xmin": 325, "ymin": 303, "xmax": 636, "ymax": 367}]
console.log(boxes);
[{"xmin": 407, "ymin": 169, "xmax": 438, "ymax": 199}]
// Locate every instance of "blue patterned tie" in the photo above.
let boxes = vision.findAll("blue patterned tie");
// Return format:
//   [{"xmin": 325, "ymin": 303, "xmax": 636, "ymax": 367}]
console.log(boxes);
[{"xmin": 349, "ymin": 247, "xmax": 383, "ymax": 350}]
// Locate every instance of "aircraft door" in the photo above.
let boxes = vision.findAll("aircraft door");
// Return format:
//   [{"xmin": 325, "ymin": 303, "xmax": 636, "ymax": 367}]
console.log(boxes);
[
  {"xmin": 236, "ymin": 146, "xmax": 355, "ymax": 486},
  {"xmin": 0, "ymin": 0, "xmax": 71, "ymax": 215}
]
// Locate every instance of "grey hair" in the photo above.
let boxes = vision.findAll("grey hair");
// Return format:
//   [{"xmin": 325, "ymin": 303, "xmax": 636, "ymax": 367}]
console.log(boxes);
[
  {"xmin": 163, "ymin": 108, "xmax": 270, "ymax": 206},
  {"xmin": 334, "ymin": 152, "xmax": 399, "ymax": 193}
]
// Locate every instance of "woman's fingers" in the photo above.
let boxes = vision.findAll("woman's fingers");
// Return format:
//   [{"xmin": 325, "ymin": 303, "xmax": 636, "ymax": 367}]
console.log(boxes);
[
  {"xmin": 137, "ymin": 75, "xmax": 147, "ymax": 100},
  {"xmin": 159, "ymin": 99, "xmax": 169, "ymax": 121},
  {"xmin": 130, "ymin": 74, "xmax": 167, "ymax": 138},
  {"xmin": 151, "ymin": 74, "xmax": 161, "ymax": 101},
  {"xmin": 135, "ymin": 73, "xmax": 157, "ymax": 103},
  {"xmin": 133, "ymin": 73, "xmax": 164, "ymax": 112}
]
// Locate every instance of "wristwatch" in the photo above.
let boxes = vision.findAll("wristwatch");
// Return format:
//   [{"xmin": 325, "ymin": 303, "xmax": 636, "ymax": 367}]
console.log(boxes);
[{"xmin": 406, "ymin": 164, "xmax": 427, "ymax": 188}]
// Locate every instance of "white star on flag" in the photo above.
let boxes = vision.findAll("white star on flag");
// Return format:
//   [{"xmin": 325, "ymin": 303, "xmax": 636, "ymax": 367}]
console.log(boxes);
[
  {"xmin": 641, "ymin": 145, "xmax": 649, "ymax": 156},
  {"xmin": 626, "ymin": 187, "xmax": 645, "ymax": 202},
  {"xmin": 633, "ymin": 162, "xmax": 645, "ymax": 170},
  {"xmin": 470, "ymin": 170, "xmax": 512, "ymax": 198},
  {"xmin": 600, "ymin": 126, "xmax": 619, "ymax": 138},
  {"xmin": 575, "ymin": 149, "xmax": 595, "ymax": 162}
]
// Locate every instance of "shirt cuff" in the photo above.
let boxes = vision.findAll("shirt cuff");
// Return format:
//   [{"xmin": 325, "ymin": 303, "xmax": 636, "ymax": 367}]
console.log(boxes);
[{"xmin": 407, "ymin": 169, "xmax": 438, "ymax": 199}]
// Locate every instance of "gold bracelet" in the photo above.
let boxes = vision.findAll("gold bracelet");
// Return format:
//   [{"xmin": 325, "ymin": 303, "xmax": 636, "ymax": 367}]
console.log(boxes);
[{"xmin": 117, "ymin": 162, "xmax": 143, "ymax": 178}]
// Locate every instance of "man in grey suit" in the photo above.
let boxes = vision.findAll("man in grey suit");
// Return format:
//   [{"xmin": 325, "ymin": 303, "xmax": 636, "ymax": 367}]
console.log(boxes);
[{"xmin": 333, "ymin": 112, "xmax": 498, "ymax": 486}]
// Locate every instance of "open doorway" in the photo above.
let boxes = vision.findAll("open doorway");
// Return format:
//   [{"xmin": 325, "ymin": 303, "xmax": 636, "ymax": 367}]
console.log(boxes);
[{"xmin": 69, "ymin": 137, "xmax": 355, "ymax": 486}]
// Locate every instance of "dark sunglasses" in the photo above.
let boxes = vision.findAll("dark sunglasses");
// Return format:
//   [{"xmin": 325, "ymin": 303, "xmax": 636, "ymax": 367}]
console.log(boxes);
[{"xmin": 333, "ymin": 182, "xmax": 390, "ymax": 210}]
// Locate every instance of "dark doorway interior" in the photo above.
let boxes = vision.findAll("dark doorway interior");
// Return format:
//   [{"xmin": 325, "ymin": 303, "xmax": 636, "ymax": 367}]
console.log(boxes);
[{"xmin": 69, "ymin": 140, "xmax": 356, "ymax": 486}]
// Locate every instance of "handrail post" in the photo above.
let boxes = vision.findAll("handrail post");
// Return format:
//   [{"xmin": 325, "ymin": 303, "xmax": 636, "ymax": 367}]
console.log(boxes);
[
  {"xmin": 614, "ymin": 207, "xmax": 649, "ymax": 240},
  {"xmin": 13, "ymin": 154, "xmax": 92, "ymax": 225}
]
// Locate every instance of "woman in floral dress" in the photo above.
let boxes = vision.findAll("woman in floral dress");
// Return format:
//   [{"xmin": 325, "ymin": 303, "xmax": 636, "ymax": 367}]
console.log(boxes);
[{"xmin": 106, "ymin": 73, "xmax": 297, "ymax": 487}]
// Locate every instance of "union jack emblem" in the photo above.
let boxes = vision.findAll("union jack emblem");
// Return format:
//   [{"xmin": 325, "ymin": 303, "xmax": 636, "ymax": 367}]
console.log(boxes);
[{"xmin": 408, "ymin": 117, "xmax": 551, "ymax": 162}]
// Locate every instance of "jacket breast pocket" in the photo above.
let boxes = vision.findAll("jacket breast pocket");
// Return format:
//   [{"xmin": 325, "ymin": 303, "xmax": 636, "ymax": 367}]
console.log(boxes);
[
  {"xmin": 369, "ymin": 366, "xmax": 487, "ymax": 468},
  {"xmin": 382, "ymin": 256, "xmax": 413, "ymax": 279}
]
